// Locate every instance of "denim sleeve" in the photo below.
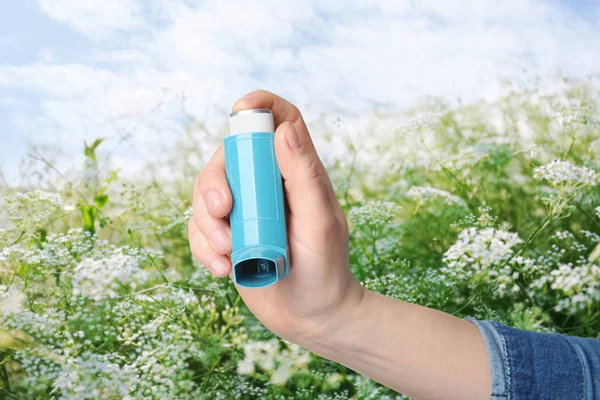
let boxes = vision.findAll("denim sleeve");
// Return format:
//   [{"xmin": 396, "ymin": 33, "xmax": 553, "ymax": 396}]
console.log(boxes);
[{"xmin": 466, "ymin": 318, "xmax": 600, "ymax": 400}]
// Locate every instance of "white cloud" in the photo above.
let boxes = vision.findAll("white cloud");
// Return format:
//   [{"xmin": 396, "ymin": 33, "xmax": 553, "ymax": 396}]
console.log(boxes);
[
  {"xmin": 37, "ymin": 48, "xmax": 58, "ymax": 63},
  {"xmin": 37, "ymin": 0, "xmax": 146, "ymax": 39},
  {"xmin": 0, "ymin": 64, "xmax": 116, "ymax": 97},
  {"xmin": 2, "ymin": 0, "xmax": 600, "ymax": 180},
  {"xmin": 2, "ymin": 97, "xmax": 26, "ymax": 107}
]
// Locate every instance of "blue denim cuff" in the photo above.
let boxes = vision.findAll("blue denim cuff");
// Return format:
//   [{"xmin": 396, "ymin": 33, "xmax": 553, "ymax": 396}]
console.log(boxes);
[
  {"xmin": 466, "ymin": 317, "xmax": 599, "ymax": 400},
  {"xmin": 465, "ymin": 318, "xmax": 508, "ymax": 399}
]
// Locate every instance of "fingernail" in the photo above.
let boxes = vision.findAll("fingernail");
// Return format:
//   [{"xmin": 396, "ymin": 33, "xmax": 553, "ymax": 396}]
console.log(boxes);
[
  {"xmin": 210, "ymin": 259, "xmax": 227, "ymax": 276},
  {"xmin": 211, "ymin": 229, "xmax": 229, "ymax": 251},
  {"xmin": 206, "ymin": 190, "xmax": 222, "ymax": 213},
  {"xmin": 286, "ymin": 124, "xmax": 302, "ymax": 149}
]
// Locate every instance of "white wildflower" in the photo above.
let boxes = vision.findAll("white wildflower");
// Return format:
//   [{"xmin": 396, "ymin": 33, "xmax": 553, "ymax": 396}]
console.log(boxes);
[
  {"xmin": 184, "ymin": 206, "xmax": 193, "ymax": 221},
  {"xmin": 581, "ymin": 230, "xmax": 600, "ymax": 243},
  {"xmin": 533, "ymin": 160, "xmax": 597, "ymax": 187},
  {"xmin": 553, "ymin": 230, "xmax": 575, "ymax": 241},
  {"xmin": 553, "ymin": 105, "xmax": 598, "ymax": 128},
  {"xmin": 125, "ymin": 218, "xmax": 157, "ymax": 234},
  {"xmin": 443, "ymin": 228, "xmax": 523, "ymax": 275},
  {"xmin": 5, "ymin": 190, "xmax": 62, "ymax": 231},
  {"xmin": 433, "ymin": 146, "xmax": 488, "ymax": 173},
  {"xmin": 4, "ymin": 308, "xmax": 66, "ymax": 342},
  {"xmin": 0, "ymin": 284, "xmax": 25, "ymax": 315},
  {"xmin": 596, "ymin": 206, "xmax": 600, "ymax": 219},
  {"xmin": 397, "ymin": 112, "xmax": 440, "ymax": 135},
  {"xmin": 0, "ymin": 228, "xmax": 17, "ymax": 247},
  {"xmin": 407, "ymin": 186, "xmax": 466, "ymax": 207},
  {"xmin": 136, "ymin": 286, "xmax": 199, "ymax": 313},
  {"xmin": 547, "ymin": 263, "xmax": 600, "ymax": 314},
  {"xmin": 72, "ymin": 255, "xmax": 148, "ymax": 301},
  {"xmin": 513, "ymin": 145, "xmax": 537, "ymax": 159},
  {"xmin": 237, "ymin": 339, "xmax": 311, "ymax": 385},
  {"xmin": 350, "ymin": 201, "xmax": 401, "ymax": 227},
  {"xmin": 271, "ymin": 360, "xmax": 292, "ymax": 385},
  {"xmin": 53, "ymin": 352, "xmax": 137, "ymax": 400}
]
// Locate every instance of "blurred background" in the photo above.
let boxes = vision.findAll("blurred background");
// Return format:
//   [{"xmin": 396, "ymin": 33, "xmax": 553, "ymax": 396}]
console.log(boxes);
[{"xmin": 1, "ymin": 0, "xmax": 599, "ymax": 182}]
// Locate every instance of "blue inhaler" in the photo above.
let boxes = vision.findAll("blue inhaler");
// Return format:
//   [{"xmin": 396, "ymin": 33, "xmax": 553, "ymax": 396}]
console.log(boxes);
[{"xmin": 225, "ymin": 109, "xmax": 289, "ymax": 288}]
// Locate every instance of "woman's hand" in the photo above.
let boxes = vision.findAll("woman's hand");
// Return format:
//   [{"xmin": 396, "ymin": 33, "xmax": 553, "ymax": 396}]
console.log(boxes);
[
  {"xmin": 188, "ymin": 89, "xmax": 365, "ymax": 344},
  {"xmin": 189, "ymin": 90, "xmax": 492, "ymax": 399}
]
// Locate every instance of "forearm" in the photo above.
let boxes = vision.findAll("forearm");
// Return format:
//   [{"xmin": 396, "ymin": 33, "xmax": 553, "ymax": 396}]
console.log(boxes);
[{"xmin": 298, "ymin": 288, "xmax": 492, "ymax": 400}]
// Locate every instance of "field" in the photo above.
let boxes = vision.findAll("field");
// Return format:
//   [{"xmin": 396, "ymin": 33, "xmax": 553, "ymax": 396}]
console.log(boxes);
[{"xmin": 1, "ymin": 80, "xmax": 599, "ymax": 399}]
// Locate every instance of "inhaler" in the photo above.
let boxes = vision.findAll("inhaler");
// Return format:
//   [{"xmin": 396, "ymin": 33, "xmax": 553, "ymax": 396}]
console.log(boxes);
[{"xmin": 225, "ymin": 109, "xmax": 289, "ymax": 288}]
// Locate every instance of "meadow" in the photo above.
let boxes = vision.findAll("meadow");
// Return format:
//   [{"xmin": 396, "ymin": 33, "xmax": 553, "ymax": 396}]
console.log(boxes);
[{"xmin": 1, "ymin": 79, "xmax": 599, "ymax": 399}]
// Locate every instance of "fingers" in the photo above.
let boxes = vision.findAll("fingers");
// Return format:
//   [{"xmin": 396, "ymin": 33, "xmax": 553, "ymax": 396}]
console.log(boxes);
[
  {"xmin": 233, "ymin": 90, "xmax": 342, "ymax": 217},
  {"xmin": 188, "ymin": 218, "xmax": 232, "ymax": 277},
  {"xmin": 192, "ymin": 145, "xmax": 233, "ymax": 255},
  {"xmin": 273, "ymin": 121, "xmax": 334, "ymax": 223},
  {"xmin": 192, "ymin": 193, "xmax": 232, "ymax": 255},
  {"xmin": 194, "ymin": 146, "xmax": 232, "ymax": 220},
  {"xmin": 232, "ymin": 90, "xmax": 318, "ymax": 155},
  {"xmin": 233, "ymin": 90, "xmax": 303, "ymax": 134}
]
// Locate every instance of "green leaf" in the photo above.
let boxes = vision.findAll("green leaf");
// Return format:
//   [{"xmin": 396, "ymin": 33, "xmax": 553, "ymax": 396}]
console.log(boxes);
[
  {"xmin": 99, "ymin": 216, "xmax": 112, "ymax": 228},
  {"xmin": 106, "ymin": 170, "xmax": 119, "ymax": 184},
  {"xmin": 84, "ymin": 138, "xmax": 104, "ymax": 161},
  {"xmin": 94, "ymin": 193, "xmax": 109, "ymax": 208},
  {"xmin": 81, "ymin": 204, "xmax": 97, "ymax": 234}
]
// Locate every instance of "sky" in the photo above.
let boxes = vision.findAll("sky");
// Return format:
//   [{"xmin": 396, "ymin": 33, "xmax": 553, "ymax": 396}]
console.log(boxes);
[{"xmin": 1, "ymin": 0, "xmax": 599, "ymax": 182}]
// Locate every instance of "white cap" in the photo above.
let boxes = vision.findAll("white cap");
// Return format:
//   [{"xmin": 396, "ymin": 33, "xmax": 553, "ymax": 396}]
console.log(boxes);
[{"xmin": 229, "ymin": 109, "xmax": 274, "ymax": 135}]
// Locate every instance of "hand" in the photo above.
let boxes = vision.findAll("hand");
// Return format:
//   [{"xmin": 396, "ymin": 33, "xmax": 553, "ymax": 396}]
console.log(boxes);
[{"xmin": 188, "ymin": 90, "xmax": 365, "ymax": 343}]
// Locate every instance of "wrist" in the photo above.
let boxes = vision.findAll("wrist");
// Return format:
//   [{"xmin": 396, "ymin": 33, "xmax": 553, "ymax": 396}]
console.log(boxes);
[{"xmin": 291, "ymin": 280, "xmax": 373, "ymax": 356}]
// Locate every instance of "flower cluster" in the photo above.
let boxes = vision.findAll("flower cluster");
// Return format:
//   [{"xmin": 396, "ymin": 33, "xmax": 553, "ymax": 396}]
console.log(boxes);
[
  {"xmin": 349, "ymin": 201, "xmax": 401, "ymax": 227},
  {"xmin": 72, "ymin": 254, "xmax": 149, "ymax": 300},
  {"xmin": 396, "ymin": 112, "xmax": 440, "ymax": 136},
  {"xmin": 0, "ymin": 283, "xmax": 25, "ymax": 315},
  {"xmin": 0, "ymin": 228, "xmax": 16, "ymax": 247},
  {"xmin": 547, "ymin": 263, "xmax": 600, "ymax": 313},
  {"xmin": 237, "ymin": 339, "xmax": 312, "ymax": 385},
  {"xmin": 533, "ymin": 160, "xmax": 598, "ymax": 187},
  {"xmin": 4, "ymin": 190, "xmax": 62, "ymax": 231},
  {"xmin": 362, "ymin": 268, "xmax": 455, "ymax": 306},
  {"xmin": 407, "ymin": 186, "xmax": 466, "ymax": 207},
  {"xmin": 0, "ymin": 228, "xmax": 162, "ymax": 275},
  {"xmin": 432, "ymin": 146, "xmax": 489, "ymax": 173},
  {"xmin": 443, "ymin": 227, "xmax": 523, "ymax": 277}
]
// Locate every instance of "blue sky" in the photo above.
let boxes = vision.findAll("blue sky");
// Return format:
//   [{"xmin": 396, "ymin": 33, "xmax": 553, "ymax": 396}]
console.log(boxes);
[{"xmin": 1, "ymin": 0, "xmax": 599, "ymax": 182}]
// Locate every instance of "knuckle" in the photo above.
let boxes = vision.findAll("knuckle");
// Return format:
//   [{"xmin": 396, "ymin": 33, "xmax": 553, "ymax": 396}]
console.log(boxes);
[
  {"xmin": 338, "ymin": 214, "xmax": 349, "ymax": 233},
  {"xmin": 200, "ymin": 169, "xmax": 230, "ymax": 198},
  {"xmin": 198, "ymin": 168, "xmax": 217, "ymax": 189},
  {"xmin": 316, "ymin": 214, "xmax": 340, "ymax": 239},
  {"xmin": 290, "ymin": 103, "xmax": 301, "ymax": 118},
  {"xmin": 303, "ymin": 155, "xmax": 321, "ymax": 181},
  {"xmin": 193, "ymin": 209, "xmax": 211, "ymax": 230},
  {"xmin": 328, "ymin": 215, "xmax": 341, "ymax": 235},
  {"xmin": 189, "ymin": 229, "xmax": 207, "ymax": 261}
]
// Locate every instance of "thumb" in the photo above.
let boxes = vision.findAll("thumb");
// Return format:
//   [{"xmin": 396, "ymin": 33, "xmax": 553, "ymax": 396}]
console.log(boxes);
[{"xmin": 274, "ymin": 122, "xmax": 333, "ymax": 222}]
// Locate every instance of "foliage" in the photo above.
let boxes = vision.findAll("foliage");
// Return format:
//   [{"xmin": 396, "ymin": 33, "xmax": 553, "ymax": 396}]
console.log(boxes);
[{"xmin": 1, "ymin": 79, "xmax": 599, "ymax": 399}]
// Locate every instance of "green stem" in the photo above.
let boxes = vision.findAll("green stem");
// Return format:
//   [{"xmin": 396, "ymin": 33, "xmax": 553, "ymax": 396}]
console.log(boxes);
[
  {"xmin": 7, "ymin": 231, "xmax": 25, "ymax": 247},
  {"xmin": 563, "ymin": 135, "xmax": 576, "ymax": 160},
  {"xmin": 573, "ymin": 201, "xmax": 600, "ymax": 230},
  {"xmin": 513, "ymin": 216, "xmax": 551, "ymax": 260}
]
